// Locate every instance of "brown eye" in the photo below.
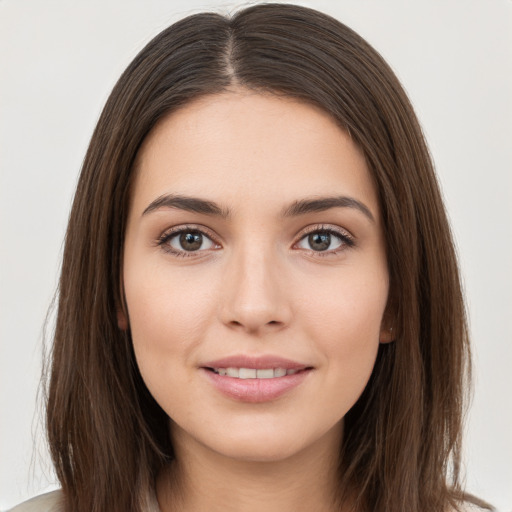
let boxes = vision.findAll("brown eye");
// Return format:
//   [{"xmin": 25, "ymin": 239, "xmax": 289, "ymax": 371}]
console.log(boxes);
[
  {"xmin": 308, "ymin": 233, "xmax": 331, "ymax": 251},
  {"xmin": 298, "ymin": 231, "xmax": 346, "ymax": 252},
  {"xmin": 179, "ymin": 232, "xmax": 203, "ymax": 251},
  {"xmin": 296, "ymin": 229, "xmax": 350, "ymax": 253},
  {"xmin": 166, "ymin": 230, "xmax": 216, "ymax": 253}
]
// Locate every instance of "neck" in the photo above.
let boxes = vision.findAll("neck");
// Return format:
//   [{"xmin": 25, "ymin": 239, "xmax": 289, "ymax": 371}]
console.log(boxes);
[{"xmin": 157, "ymin": 423, "xmax": 347, "ymax": 512}]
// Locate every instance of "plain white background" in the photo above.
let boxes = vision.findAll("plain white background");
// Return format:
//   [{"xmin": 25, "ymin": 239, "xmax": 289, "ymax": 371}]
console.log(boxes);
[{"xmin": 1, "ymin": 0, "xmax": 511, "ymax": 510}]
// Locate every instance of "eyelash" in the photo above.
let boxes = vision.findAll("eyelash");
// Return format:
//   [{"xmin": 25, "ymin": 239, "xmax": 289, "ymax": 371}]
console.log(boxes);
[{"xmin": 156, "ymin": 224, "xmax": 355, "ymax": 258}]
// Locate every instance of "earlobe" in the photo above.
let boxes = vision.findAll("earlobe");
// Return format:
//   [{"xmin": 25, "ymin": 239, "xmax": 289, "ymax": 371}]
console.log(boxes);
[
  {"xmin": 117, "ymin": 308, "xmax": 128, "ymax": 331},
  {"xmin": 117, "ymin": 269, "xmax": 128, "ymax": 330},
  {"xmin": 379, "ymin": 326, "xmax": 395, "ymax": 344},
  {"xmin": 380, "ymin": 289, "xmax": 397, "ymax": 343}
]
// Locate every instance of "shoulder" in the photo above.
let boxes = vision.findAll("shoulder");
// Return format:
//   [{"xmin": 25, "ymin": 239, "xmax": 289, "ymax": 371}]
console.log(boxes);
[
  {"xmin": 454, "ymin": 501, "xmax": 494, "ymax": 512},
  {"xmin": 7, "ymin": 491, "xmax": 64, "ymax": 512},
  {"xmin": 7, "ymin": 489, "xmax": 162, "ymax": 512}
]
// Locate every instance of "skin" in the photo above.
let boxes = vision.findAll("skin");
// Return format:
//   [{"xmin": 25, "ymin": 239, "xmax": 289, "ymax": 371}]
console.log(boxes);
[{"xmin": 121, "ymin": 89, "xmax": 392, "ymax": 512}]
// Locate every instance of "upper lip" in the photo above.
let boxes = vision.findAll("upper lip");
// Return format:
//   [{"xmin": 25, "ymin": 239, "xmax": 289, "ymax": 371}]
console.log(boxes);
[{"xmin": 201, "ymin": 355, "xmax": 311, "ymax": 370}]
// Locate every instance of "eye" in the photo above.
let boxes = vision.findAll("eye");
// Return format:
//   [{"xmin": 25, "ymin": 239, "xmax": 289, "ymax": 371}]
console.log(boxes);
[
  {"xmin": 295, "ymin": 227, "xmax": 354, "ymax": 253},
  {"xmin": 158, "ymin": 227, "xmax": 218, "ymax": 256}
]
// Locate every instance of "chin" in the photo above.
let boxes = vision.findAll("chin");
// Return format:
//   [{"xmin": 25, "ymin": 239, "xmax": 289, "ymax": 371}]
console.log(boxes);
[
  {"xmin": 192, "ymin": 418, "xmax": 341, "ymax": 465},
  {"xmin": 212, "ymin": 436, "xmax": 307, "ymax": 463}
]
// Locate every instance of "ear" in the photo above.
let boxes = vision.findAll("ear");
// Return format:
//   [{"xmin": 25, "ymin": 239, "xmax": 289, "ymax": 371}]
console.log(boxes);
[
  {"xmin": 117, "ymin": 264, "xmax": 129, "ymax": 331},
  {"xmin": 379, "ymin": 291, "xmax": 397, "ymax": 343},
  {"xmin": 379, "ymin": 325, "xmax": 395, "ymax": 344},
  {"xmin": 117, "ymin": 308, "xmax": 128, "ymax": 331}
]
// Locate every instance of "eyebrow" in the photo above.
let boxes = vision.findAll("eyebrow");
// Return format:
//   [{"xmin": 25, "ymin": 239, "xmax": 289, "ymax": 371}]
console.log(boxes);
[
  {"xmin": 282, "ymin": 196, "xmax": 374, "ymax": 222},
  {"xmin": 143, "ymin": 194, "xmax": 230, "ymax": 218},
  {"xmin": 142, "ymin": 193, "xmax": 374, "ymax": 222}
]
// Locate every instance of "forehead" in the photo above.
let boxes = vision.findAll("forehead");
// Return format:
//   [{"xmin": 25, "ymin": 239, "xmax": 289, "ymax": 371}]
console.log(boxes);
[{"xmin": 131, "ymin": 90, "xmax": 379, "ymax": 220}]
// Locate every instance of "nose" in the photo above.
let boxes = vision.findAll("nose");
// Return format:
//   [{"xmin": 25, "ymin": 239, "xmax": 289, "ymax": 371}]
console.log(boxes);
[{"xmin": 218, "ymin": 244, "xmax": 292, "ymax": 335}]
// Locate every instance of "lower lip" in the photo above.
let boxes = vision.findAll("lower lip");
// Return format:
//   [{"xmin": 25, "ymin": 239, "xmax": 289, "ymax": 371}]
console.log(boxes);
[{"xmin": 202, "ymin": 368, "xmax": 312, "ymax": 403}]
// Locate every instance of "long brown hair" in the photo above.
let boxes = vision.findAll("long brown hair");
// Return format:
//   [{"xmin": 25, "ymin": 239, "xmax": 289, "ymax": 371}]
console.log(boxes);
[{"xmin": 46, "ymin": 4, "xmax": 477, "ymax": 511}]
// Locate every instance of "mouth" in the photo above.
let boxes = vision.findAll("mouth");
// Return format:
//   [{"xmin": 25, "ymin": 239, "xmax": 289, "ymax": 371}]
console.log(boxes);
[
  {"xmin": 205, "ymin": 367, "xmax": 307, "ymax": 378},
  {"xmin": 201, "ymin": 355, "xmax": 313, "ymax": 402}
]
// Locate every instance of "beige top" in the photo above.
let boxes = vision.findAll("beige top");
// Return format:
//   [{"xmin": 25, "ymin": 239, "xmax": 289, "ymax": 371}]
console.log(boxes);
[
  {"xmin": 8, "ymin": 491, "xmax": 63, "ymax": 512},
  {"xmin": 7, "ymin": 490, "xmax": 160, "ymax": 512},
  {"xmin": 8, "ymin": 490, "xmax": 490, "ymax": 512}
]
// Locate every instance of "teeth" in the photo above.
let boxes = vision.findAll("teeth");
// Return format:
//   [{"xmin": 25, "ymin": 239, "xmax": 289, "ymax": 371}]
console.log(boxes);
[
  {"xmin": 212, "ymin": 367, "xmax": 300, "ymax": 379},
  {"xmin": 256, "ymin": 369, "xmax": 274, "ymax": 379},
  {"xmin": 239, "ymin": 368, "xmax": 256, "ymax": 379},
  {"xmin": 226, "ymin": 367, "xmax": 239, "ymax": 378}
]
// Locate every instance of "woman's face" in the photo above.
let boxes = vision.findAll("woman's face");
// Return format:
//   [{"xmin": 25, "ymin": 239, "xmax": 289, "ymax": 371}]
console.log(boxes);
[{"xmin": 122, "ymin": 90, "xmax": 391, "ymax": 462}]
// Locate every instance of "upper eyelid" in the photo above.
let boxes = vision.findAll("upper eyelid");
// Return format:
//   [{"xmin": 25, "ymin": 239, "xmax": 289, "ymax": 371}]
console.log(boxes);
[
  {"xmin": 158, "ymin": 223, "xmax": 352, "ymax": 242},
  {"xmin": 296, "ymin": 224, "xmax": 354, "ymax": 240},
  {"xmin": 157, "ymin": 224, "xmax": 354, "ymax": 255},
  {"xmin": 159, "ymin": 224, "xmax": 220, "ymax": 243}
]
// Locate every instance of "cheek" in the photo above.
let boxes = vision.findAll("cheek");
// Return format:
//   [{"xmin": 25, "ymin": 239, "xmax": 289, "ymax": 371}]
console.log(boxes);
[
  {"xmin": 301, "ymin": 262, "xmax": 388, "ymax": 335},
  {"xmin": 297, "ymin": 264, "xmax": 388, "ymax": 402},
  {"xmin": 124, "ymin": 263, "xmax": 217, "ymax": 378}
]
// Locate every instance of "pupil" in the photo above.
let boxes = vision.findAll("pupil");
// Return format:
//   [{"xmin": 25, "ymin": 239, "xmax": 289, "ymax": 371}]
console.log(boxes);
[
  {"xmin": 309, "ymin": 232, "xmax": 330, "ymax": 251},
  {"xmin": 180, "ymin": 232, "xmax": 202, "ymax": 251}
]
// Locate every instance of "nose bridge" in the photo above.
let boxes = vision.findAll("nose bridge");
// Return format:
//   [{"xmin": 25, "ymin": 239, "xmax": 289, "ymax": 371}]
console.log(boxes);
[{"xmin": 220, "ymin": 236, "xmax": 290, "ymax": 333}]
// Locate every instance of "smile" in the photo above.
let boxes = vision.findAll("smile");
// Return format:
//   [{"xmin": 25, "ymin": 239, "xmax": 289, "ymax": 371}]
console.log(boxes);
[
  {"xmin": 201, "ymin": 356, "xmax": 313, "ymax": 402},
  {"xmin": 210, "ymin": 367, "xmax": 299, "ymax": 378}
]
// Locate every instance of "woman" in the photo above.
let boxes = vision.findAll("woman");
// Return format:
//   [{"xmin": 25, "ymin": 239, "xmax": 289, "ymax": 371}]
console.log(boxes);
[{"xmin": 9, "ymin": 3, "xmax": 493, "ymax": 512}]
